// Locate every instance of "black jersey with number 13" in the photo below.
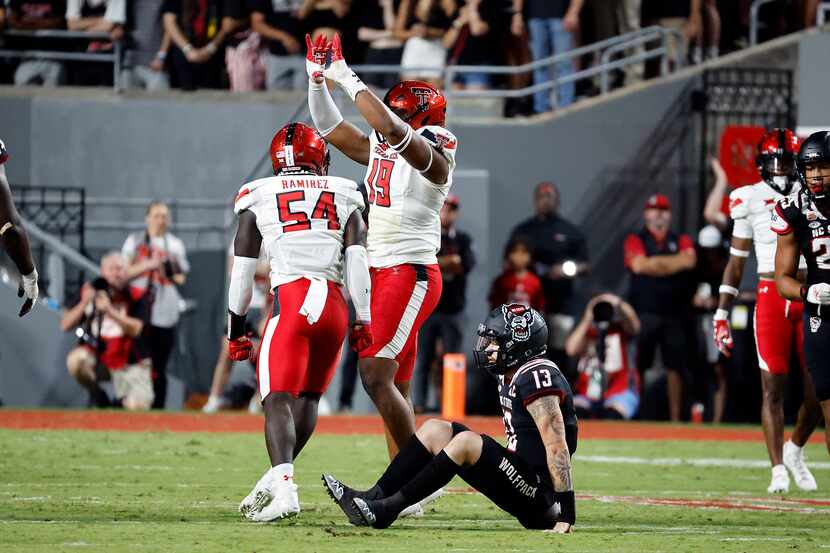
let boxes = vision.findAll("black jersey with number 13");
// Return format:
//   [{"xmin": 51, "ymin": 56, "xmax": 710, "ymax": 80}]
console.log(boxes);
[{"xmin": 498, "ymin": 358, "xmax": 578, "ymax": 486}]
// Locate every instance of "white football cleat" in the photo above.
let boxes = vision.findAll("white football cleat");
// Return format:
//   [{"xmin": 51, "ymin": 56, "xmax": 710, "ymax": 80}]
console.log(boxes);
[
  {"xmin": 399, "ymin": 488, "xmax": 444, "ymax": 518},
  {"xmin": 767, "ymin": 464, "xmax": 790, "ymax": 494},
  {"xmin": 250, "ymin": 481, "xmax": 300, "ymax": 522},
  {"xmin": 783, "ymin": 441, "xmax": 818, "ymax": 492},
  {"xmin": 239, "ymin": 469, "xmax": 274, "ymax": 519}
]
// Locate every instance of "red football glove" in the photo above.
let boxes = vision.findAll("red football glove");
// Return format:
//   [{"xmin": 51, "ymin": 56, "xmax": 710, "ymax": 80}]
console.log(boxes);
[
  {"xmin": 349, "ymin": 321, "xmax": 373, "ymax": 353},
  {"xmin": 712, "ymin": 310, "xmax": 732, "ymax": 357},
  {"xmin": 228, "ymin": 336, "xmax": 255, "ymax": 362},
  {"xmin": 305, "ymin": 33, "xmax": 328, "ymax": 82}
]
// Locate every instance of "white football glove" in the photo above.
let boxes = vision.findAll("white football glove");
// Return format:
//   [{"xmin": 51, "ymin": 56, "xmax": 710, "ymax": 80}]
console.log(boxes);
[
  {"xmin": 322, "ymin": 33, "xmax": 367, "ymax": 101},
  {"xmin": 18, "ymin": 268, "xmax": 38, "ymax": 317},
  {"xmin": 806, "ymin": 283, "xmax": 830, "ymax": 305}
]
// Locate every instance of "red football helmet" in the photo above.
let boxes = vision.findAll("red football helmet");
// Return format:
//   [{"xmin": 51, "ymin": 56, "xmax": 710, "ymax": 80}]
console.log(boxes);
[
  {"xmin": 756, "ymin": 128, "xmax": 800, "ymax": 195},
  {"xmin": 270, "ymin": 122, "xmax": 329, "ymax": 176},
  {"xmin": 383, "ymin": 80, "xmax": 446, "ymax": 130}
]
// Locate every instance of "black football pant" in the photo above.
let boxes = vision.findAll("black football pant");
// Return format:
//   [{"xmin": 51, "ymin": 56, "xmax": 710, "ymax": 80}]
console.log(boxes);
[
  {"xmin": 804, "ymin": 311, "xmax": 830, "ymax": 402},
  {"xmin": 148, "ymin": 325, "xmax": 176, "ymax": 409}
]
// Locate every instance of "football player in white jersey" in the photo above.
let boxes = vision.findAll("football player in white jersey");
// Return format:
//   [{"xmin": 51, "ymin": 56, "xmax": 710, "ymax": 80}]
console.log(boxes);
[
  {"xmin": 305, "ymin": 34, "xmax": 458, "ymax": 463},
  {"xmin": 230, "ymin": 122, "xmax": 373, "ymax": 522},
  {"xmin": 714, "ymin": 128, "xmax": 820, "ymax": 493}
]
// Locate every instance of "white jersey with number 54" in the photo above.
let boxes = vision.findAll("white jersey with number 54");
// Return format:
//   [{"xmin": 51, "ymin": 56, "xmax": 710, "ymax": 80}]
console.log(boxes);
[
  {"xmin": 234, "ymin": 174, "xmax": 365, "ymax": 289},
  {"xmin": 365, "ymin": 125, "xmax": 458, "ymax": 268}
]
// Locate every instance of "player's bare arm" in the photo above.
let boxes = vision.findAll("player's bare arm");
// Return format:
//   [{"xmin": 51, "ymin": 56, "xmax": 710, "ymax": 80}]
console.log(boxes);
[
  {"xmin": 0, "ymin": 156, "xmax": 39, "ymax": 316},
  {"xmin": 775, "ymin": 230, "xmax": 803, "ymax": 301},
  {"xmin": 712, "ymin": 235, "xmax": 751, "ymax": 356},
  {"xmin": 226, "ymin": 210, "xmax": 263, "ymax": 362},
  {"xmin": 527, "ymin": 394, "xmax": 574, "ymax": 534}
]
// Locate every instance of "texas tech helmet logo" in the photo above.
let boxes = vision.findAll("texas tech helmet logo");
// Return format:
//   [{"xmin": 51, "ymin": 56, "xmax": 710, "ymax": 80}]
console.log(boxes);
[
  {"xmin": 410, "ymin": 86, "xmax": 434, "ymax": 106},
  {"xmin": 502, "ymin": 304, "xmax": 533, "ymax": 342}
]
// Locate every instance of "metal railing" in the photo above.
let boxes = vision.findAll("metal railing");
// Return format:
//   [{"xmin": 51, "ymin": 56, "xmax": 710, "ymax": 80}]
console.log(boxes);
[
  {"xmin": 749, "ymin": 0, "xmax": 783, "ymax": 46},
  {"xmin": 0, "ymin": 29, "xmax": 122, "ymax": 92}
]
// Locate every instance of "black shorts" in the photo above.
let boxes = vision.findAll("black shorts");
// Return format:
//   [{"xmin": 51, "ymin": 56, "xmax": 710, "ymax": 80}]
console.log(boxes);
[
  {"xmin": 803, "ymin": 311, "xmax": 830, "ymax": 402},
  {"xmin": 636, "ymin": 313, "xmax": 690, "ymax": 372},
  {"xmin": 458, "ymin": 434, "xmax": 559, "ymax": 529}
]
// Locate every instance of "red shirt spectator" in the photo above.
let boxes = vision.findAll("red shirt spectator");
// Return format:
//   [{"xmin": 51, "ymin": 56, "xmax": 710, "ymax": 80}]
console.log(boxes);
[{"xmin": 489, "ymin": 236, "xmax": 545, "ymax": 311}]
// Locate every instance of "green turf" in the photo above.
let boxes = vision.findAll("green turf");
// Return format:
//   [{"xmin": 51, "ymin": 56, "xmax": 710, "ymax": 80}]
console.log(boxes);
[{"xmin": 1, "ymin": 428, "xmax": 827, "ymax": 553}]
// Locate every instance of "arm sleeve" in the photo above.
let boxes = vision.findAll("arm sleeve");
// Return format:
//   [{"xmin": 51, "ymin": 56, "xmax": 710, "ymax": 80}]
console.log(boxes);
[
  {"xmin": 228, "ymin": 256, "xmax": 258, "ymax": 315},
  {"xmin": 345, "ymin": 245, "xmax": 371, "ymax": 322},
  {"xmin": 66, "ymin": 0, "xmax": 81, "ymax": 19},
  {"xmin": 308, "ymin": 80, "xmax": 345, "ymax": 137},
  {"xmin": 515, "ymin": 366, "xmax": 568, "ymax": 408},
  {"xmin": 104, "ymin": 0, "xmax": 126, "ymax": 23},
  {"xmin": 623, "ymin": 234, "xmax": 645, "ymax": 269}
]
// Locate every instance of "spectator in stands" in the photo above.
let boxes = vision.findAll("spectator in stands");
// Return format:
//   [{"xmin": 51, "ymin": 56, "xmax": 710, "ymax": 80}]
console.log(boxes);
[
  {"xmin": 122, "ymin": 201, "xmax": 189, "ymax": 409},
  {"xmin": 161, "ymin": 0, "xmax": 234, "ymax": 90},
  {"xmin": 414, "ymin": 194, "xmax": 475, "ymax": 413},
  {"xmin": 66, "ymin": 0, "xmax": 125, "ymax": 39},
  {"xmin": 623, "ymin": 194, "xmax": 697, "ymax": 421},
  {"xmin": 566, "ymin": 293, "xmax": 640, "ymax": 420},
  {"xmin": 692, "ymin": 224, "xmax": 728, "ymax": 423},
  {"xmin": 702, "ymin": 157, "xmax": 729, "ymax": 232},
  {"xmin": 203, "ymin": 245, "xmax": 270, "ymax": 413},
  {"xmin": 396, "ymin": 0, "xmax": 457, "ymax": 86},
  {"xmin": 7, "ymin": 0, "xmax": 66, "ymax": 86},
  {"xmin": 443, "ymin": 0, "xmax": 493, "ymax": 89},
  {"xmin": 122, "ymin": 0, "xmax": 170, "ymax": 90},
  {"xmin": 61, "ymin": 252, "xmax": 153, "ymax": 410},
  {"xmin": 691, "ymin": 0, "xmax": 719, "ymax": 63},
  {"xmin": 488, "ymin": 236, "xmax": 545, "ymax": 311},
  {"xmin": 508, "ymin": 181, "xmax": 589, "ymax": 369},
  {"xmin": 617, "ymin": 0, "xmax": 643, "ymax": 85},
  {"xmin": 498, "ymin": 0, "xmax": 533, "ymax": 117},
  {"xmin": 249, "ymin": 0, "xmax": 304, "ymax": 91},
  {"xmin": 513, "ymin": 0, "xmax": 582, "ymax": 112},
  {"xmin": 642, "ymin": 0, "xmax": 701, "ymax": 67},
  {"xmin": 223, "ymin": 0, "xmax": 265, "ymax": 92},
  {"xmin": 357, "ymin": 0, "xmax": 404, "ymax": 89},
  {"xmin": 298, "ymin": 0, "xmax": 351, "ymax": 40}
]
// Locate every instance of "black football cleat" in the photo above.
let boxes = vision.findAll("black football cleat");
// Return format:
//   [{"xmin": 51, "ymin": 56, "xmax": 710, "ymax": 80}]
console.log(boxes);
[
  {"xmin": 321, "ymin": 474, "xmax": 367, "ymax": 526},
  {"xmin": 352, "ymin": 497, "xmax": 396, "ymax": 529}
]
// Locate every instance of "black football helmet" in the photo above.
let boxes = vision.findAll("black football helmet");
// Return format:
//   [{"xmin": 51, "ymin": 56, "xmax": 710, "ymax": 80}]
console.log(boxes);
[
  {"xmin": 474, "ymin": 303, "xmax": 548, "ymax": 376},
  {"xmin": 797, "ymin": 131, "xmax": 830, "ymax": 201}
]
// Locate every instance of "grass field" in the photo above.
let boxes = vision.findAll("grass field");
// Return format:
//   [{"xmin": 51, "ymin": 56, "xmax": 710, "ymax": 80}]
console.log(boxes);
[{"xmin": 1, "ymin": 413, "xmax": 829, "ymax": 553}]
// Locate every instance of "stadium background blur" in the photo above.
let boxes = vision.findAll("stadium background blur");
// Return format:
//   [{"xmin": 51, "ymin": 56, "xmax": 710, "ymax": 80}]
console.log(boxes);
[{"xmin": 0, "ymin": 0, "xmax": 829, "ymax": 426}]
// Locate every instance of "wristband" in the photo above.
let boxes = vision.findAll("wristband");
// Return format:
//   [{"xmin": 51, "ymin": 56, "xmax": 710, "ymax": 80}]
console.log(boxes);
[
  {"xmin": 182, "ymin": 43, "xmax": 194, "ymax": 54},
  {"xmin": 0, "ymin": 222, "xmax": 13, "ymax": 236},
  {"xmin": 729, "ymin": 247, "xmax": 750, "ymax": 258},
  {"xmin": 714, "ymin": 308, "xmax": 729, "ymax": 321},
  {"xmin": 718, "ymin": 284, "xmax": 739, "ymax": 297},
  {"xmin": 205, "ymin": 42, "xmax": 217, "ymax": 55},
  {"xmin": 552, "ymin": 491, "xmax": 575, "ymax": 525},
  {"xmin": 227, "ymin": 310, "xmax": 247, "ymax": 340}
]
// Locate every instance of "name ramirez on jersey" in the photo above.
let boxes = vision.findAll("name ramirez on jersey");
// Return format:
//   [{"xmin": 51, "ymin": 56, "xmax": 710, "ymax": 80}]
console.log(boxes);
[
  {"xmin": 234, "ymin": 174, "xmax": 364, "ymax": 290},
  {"xmin": 365, "ymin": 125, "xmax": 458, "ymax": 268}
]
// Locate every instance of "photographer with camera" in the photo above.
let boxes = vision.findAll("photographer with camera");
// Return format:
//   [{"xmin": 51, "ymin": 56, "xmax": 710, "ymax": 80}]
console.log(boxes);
[
  {"xmin": 565, "ymin": 293, "xmax": 641, "ymax": 420},
  {"xmin": 61, "ymin": 253, "xmax": 153, "ymax": 410},
  {"xmin": 121, "ymin": 201, "xmax": 190, "ymax": 409}
]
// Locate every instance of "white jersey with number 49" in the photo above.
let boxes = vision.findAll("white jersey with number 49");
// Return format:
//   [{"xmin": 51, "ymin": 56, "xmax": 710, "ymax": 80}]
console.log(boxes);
[
  {"xmin": 234, "ymin": 173, "xmax": 365, "ymax": 289},
  {"xmin": 365, "ymin": 125, "xmax": 458, "ymax": 268}
]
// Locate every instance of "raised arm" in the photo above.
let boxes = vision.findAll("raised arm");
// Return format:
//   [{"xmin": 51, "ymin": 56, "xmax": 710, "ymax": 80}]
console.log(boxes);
[
  {"xmin": 306, "ymin": 35, "xmax": 371, "ymax": 165},
  {"xmin": 526, "ymin": 395, "xmax": 574, "ymax": 533},
  {"xmin": 703, "ymin": 158, "xmax": 729, "ymax": 231}
]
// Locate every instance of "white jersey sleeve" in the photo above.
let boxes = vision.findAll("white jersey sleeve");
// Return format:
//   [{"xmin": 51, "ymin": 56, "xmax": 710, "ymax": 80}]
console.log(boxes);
[
  {"xmin": 234, "ymin": 175, "xmax": 363, "ymax": 289},
  {"xmin": 728, "ymin": 186, "xmax": 753, "ymax": 240},
  {"xmin": 364, "ymin": 126, "xmax": 458, "ymax": 268}
]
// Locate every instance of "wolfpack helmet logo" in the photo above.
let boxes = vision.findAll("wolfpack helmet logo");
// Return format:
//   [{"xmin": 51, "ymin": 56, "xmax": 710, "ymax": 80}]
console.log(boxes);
[
  {"xmin": 410, "ymin": 86, "xmax": 434, "ymax": 106},
  {"xmin": 503, "ymin": 304, "xmax": 533, "ymax": 342},
  {"xmin": 810, "ymin": 316, "xmax": 821, "ymax": 333}
]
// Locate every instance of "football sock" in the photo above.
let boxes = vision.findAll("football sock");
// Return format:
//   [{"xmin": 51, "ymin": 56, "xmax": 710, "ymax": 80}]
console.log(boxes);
[
  {"xmin": 380, "ymin": 451, "xmax": 459, "ymax": 514},
  {"xmin": 370, "ymin": 434, "xmax": 434, "ymax": 498},
  {"xmin": 270, "ymin": 463, "xmax": 294, "ymax": 485}
]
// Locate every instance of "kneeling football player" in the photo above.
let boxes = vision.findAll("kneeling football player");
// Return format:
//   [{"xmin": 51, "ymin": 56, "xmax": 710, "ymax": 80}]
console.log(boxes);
[{"xmin": 323, "ymin": 304, "xmax": 577, "ymax": 533}]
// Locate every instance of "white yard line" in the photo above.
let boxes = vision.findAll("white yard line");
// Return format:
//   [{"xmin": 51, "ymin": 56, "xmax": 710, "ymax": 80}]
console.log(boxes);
[{"xmin": 578, "ymin": 454, "xmax": 830, "ymax": 470}]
